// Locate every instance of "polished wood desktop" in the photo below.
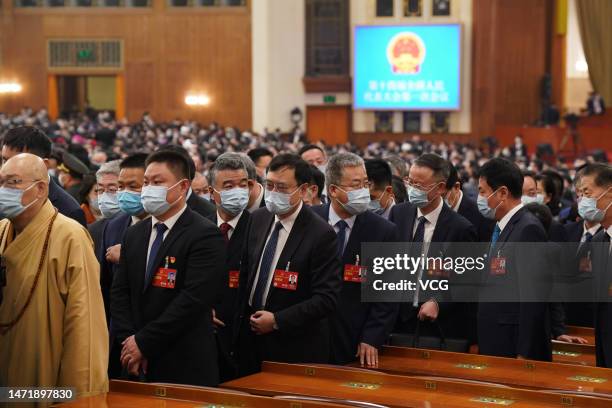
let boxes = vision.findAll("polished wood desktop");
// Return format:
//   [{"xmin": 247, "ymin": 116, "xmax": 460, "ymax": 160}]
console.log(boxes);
[
  {"xmin": 222, "ymin": 361, "xmax": 612, "ymax": 407},
  {"xmin": 552, "ymin": 340, "xmax": 596, "ymax": 366}
]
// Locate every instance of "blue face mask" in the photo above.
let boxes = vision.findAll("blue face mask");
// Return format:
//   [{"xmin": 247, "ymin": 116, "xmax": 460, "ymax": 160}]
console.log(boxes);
[
  {"xmin": 217, "ymin": 187, "xmax": 249, "ymax": 216},
  {"xmin": 98, "ymin": 192, "xmax": 120, "ymax": 218},
  {"xmin": 0, "ymin": 183, "xmax": 40, "ymax": 219},
  {"xmin": 408, "ymin": 183, "xmax": 439, "ymax": 208},
  {"xmin": 265, "ymin": 187, "xmax": 301, "ymax": 215},
  {"xmin": 477, "ymin": 189, "xmax": 502, "ymax": 220},
  {"xmin": 141, "ymin": 181, "xmax": 184, "ymax": 217},
  {"xmin": 199, "ymin": 192, "xmax": 211, "ymax": 201},
  {"xmin": 578, "ymin": 187, "xmax": 611, "ymax": 223},
  {"xmin": 336, "ymin": 187, "xmax": 371, "ymax": 216},
  {"xmin": 521, "ymin": 194, "xmax": 544, "ymax": 206},
  {"xmin": 118, "ymin": 190, "xmax": 144, "ymax": 216}
]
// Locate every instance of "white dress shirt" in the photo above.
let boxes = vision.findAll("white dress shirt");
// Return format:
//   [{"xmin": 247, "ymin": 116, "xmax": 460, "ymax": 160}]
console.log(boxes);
[
  {"xmin": 328, "ymin": 204, "xmax": 356, "ymax": 255},
  {"xmin": 249, "ymin": 202, "xmax": 303, "ymax": 307},
  {"xmin": 497, "ymin": 203, "xmax": 524, "ymax": 234},
  {"xmin": 217, "ymin": 210, "xmax": 242, "ymax": 241},
  {"xmin": 146, "ymin": 204, "xmax": 187, "ymax": 267},
  {"xmin": 412, "ymin": 199, "xmax": 443, "ymax": 306},
  {"xmin": 582, "ymin": 222, "xmax": 602, "ymax": 242}
]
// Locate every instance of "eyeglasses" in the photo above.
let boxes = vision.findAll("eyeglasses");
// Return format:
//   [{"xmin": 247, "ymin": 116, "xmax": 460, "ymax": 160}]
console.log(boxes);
[
  {"xmin": 265, "ymin": 181, "xmax": 299, "ymax": 194},
  {"xmin": 405, "ymin": 180, "xmax": 442, "ymax": 191},
  {"xmin": 0, "ymin": 178, "xmax": 41, "ymax": 188},
  {"xmin": 336, "ymin": 181, "xmax": 371, "ymax": 190},
  {"xmin": 96, "ymin": 187, "xmax": 119, "ymax": 195}
]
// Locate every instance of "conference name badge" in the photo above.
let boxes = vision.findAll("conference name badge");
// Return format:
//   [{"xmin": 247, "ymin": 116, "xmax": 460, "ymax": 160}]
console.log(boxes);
[
  {"xmin": 153, "ymin": 268, "xmax": 177, "ymax": 289},
  {"xmin": 490, "ymin": 252, "xmax": 507, "ymax": 276},
  {"xmin": 273, "ymin": 262, "xmax": 298, "ymax": 291},
  {"xmin": 229, "ymin": 270, "xmax": 240, "ymax": 289},
  {"xmin": 579, "ymin": 255, "xmax": 592, "ymax": 273},
  {"xmin": 344, "ymin": 255, "xmax": 365, "ymax": 283}
]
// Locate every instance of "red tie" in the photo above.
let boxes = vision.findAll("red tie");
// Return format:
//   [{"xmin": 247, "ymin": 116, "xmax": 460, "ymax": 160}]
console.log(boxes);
[{"xmin": 220, "ymin": 222, "xmax": 232, "ymax": 243}]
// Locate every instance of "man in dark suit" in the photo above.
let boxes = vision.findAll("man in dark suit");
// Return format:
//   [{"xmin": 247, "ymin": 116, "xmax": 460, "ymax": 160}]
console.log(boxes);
[
  {"xmin": 205, "ymin": 152, "xmax": 252, "ymax": 381},
  {"xmin": 577, "ymin": 163, "xmax": 612, "ymax": 367},
  {"xmin": 312, "ymin": 153, "xmax": 398, "ymax": 367},
  {"xmin": 235, "ymin": 154, "xmax": 341, "ymax": 376},
  {"xmin": 88, "ymin": 160, "xmax": 121, "ymax": 264},
  {"xmin": 241, "ymin": 154, "xmax": 267, "ymax": 212},
  {"xmin": 365, "ymin": 158, "xmax": 396, "ymax": 220},
  {"xmin": 111, "ymin": 149, "xmax": 226, "ymax": 386},
  {"xmin": 1, "ymin": 126, "xmax": 86, "ymax": 226},
  {"xmin": 389, "ymin": 154, "xmax": 477, "ymax": 341},
  {"xmin": 156, "ymin": 145, "xmax": 216, "ymax": 218},
  {"xmin": 445, "ymin": 163, "xmax": 494, "ymax": 242},
  {"xmin": 477, "ymin": 158, "xmax": 552, "ymax": 361}
]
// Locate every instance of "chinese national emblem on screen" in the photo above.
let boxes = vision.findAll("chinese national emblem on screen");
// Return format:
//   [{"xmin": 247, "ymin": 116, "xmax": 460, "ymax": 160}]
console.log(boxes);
[{"xmin": 387, "ymin": 32, "xmax": 426, "ymax": 74}]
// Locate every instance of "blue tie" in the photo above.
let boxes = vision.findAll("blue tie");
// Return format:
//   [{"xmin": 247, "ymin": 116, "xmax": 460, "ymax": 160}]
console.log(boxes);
[
  {"xmin": 336, "ymin": 220, "xmax": 349, "ymax": 257},
  {"xmin": 145, "ymin": 223, "xmax": 168, "ymax": 288},
  {"xmin": 489, "ymin": 224, "xmax": 501, "ymax": 257},
  {"xmin": 252, "ymin": 221, "xmax": 283, "ymax": 310},
  {"xmin": 412, "ymin": 216, "xmax": 427, "ymax": 256}
]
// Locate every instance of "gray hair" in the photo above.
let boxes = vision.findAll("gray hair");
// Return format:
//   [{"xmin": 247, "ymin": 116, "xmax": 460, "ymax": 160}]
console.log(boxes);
[
  {"xmin": 208, "ymin": 152, "xmax": 248, "ymax": 185},
  {"xmin": 239, "ymin": 153, "xmax": 257, "ymax": 181},
  {"xmin": 95, "ymin": 159, "xmax": 121, "ymax": 182},
  {"xmin": 326, "ymin": 153, "xmax": 365, "ymax": 187},
  {"xmin": 384, "ymin": 154, "xmax": 408, "ymax": 179}
]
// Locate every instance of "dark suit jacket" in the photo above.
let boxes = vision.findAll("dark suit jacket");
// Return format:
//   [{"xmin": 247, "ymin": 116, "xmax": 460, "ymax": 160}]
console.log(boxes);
[
  {"xmin": 206, "ymin": 210, "xmax": 250, "ymax": 380},
  {"xmin": 236, "ymin": 205, "xmax": 342, "ymax": 375},
  {"xmin": 48, "ymin": 178, "xmax": 86, "ymax": 227},
  {"xmin": 311, "ymin": 205, "xmax": 399, "ymax": 364},
  {"xmin": 457, "ymin": 194, "xmax": 495, "ymax": 242},
  {"xmin": 111, "ymin": 207, "xmax": 226, "ymax": 386},
  {"xmin": 592, "ymin": 230, "xmax": 612, "ymax": 367},
  {"xmin": 389, "ymin": 201, "xmax": 477, "ymax": 339},
  {"xmin": 187, "ymin": 192, "xmax": 216, "ymax": 218},
  {"xmin": 477, "ymin": 207, "xmax": 552, "ymax": 361}
]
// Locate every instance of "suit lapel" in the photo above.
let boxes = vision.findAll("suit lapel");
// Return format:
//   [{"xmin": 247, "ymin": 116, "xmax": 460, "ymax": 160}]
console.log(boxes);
[
  {"xmin": 246, "ymin": 212, "xmax": 275, "ymax": 293},
  {"xmin": 405, "ymin": 205, "xmax": 417, "ymax": 241},
  {"xmin": 431, "ymin": 204, "xmax": 451, "ymax": 242},
  {"xmin": 143, "ymin": 209, "xmax": 192, "ymax": 291}
]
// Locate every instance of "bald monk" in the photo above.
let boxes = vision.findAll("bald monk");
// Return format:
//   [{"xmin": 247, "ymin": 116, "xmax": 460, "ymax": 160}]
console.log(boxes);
[{"xmin": 0, "ymin": 153, "xmax": 108, "ymax": 397}]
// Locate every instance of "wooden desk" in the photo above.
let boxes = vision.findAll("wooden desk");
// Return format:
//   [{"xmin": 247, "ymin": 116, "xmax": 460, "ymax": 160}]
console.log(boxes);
[
  {"xmin": 359, "ymin": 346, "xmax": 612, "ymax": 396},
  {"xmin": 552, "ymin": 341, "xmax": 597, "ymax": 366},
  {"xmin": 566, "ymin": 326, "xmax": 596, "ymax": 345},
  {"xmin": 57, "ymin": 379, "xmax": 350, "ymax": 407},
  {"xmin": 222, "ymin": 361, "xmax": 612, "ymax": 407}
]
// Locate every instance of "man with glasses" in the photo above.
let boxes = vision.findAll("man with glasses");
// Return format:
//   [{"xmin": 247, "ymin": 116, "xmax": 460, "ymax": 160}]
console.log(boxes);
[
  {"xmin": 235, "ymin": 154, "xmax": 341, "ymax": 375},
  {"xmin": 0, "ymin": 126, "xmax": 86, "ymax": 226},
  {"xmin": 389, "ymin": 153, "xmax": 476, "ymax": 341},
  {"xmin": 311, "ymin": 153, "xmax": 398, "ymax": 368},
  {"xmin": 0, "ymin": 153, "xmax": 108, "ymax": 397}
]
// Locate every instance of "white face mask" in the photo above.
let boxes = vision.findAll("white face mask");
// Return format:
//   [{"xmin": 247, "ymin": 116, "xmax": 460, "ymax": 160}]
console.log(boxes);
[
  {"xmin": 265, "ymin": 187, "xmax": 301, "ymax": 215},
  {"xmin": 335, "ymin": 187, "xmax": 371, "ymax": 215},
  {"xmin": 141, "ymin": 180, "xmax": 184, "ymax": 217}
]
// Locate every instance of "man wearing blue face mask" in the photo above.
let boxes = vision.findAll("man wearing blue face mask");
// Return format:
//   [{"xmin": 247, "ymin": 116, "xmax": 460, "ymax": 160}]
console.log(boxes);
[
  {"xmin": 111, "ymin": 150, "xmax": 226, "ymax": 386},
  {"xmin": 205, "ymin": 153, "xmax": 252, "ymax": 382},
  {"xmin": 477, "ymin": 158, "xmax": 551, "ymax": 361},
  {"xmin": 235, "ymin": 154, "xmax": 341, "ymax": 376},
  {"xmin": 311, "ymin": 153, "xmax": 398, "ymax": 368},
  {"xmin": 365, "ymin": 158, "xmax": 396, "ymax": 220},
  {"xmin": 389, "ymin": 153, "xmax": 476, "ymax": 344},
  {"xmin": 578, "ymin": 163, "xmax": 612, "ymax": 367},
  {"xmin": 101, "ymin": 153, "xmax": 150, "ymax": 378}
]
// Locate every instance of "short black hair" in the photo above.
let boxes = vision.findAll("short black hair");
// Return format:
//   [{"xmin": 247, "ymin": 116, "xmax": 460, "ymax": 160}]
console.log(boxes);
[
  {"xmin": 365, "ymin": 159, "xmax": 392, "ymax": 189},
  {"xmin": 247, "ymin": 148, "xmax": 273, "ymax": 166},
  {"xmin": 524, "ymin": 203, "xmax": 553, "ymax": 235},
  {"xmin": 156, "ymin": 144, "xmax": 196, "ymax": 180},
  {"xmin": 268, "ymin": 153, "xmax": 311, "ymax": 186},
  {"xmin": 578, "ymin": 162, "xmax": 612, "ymax": 188},
  {"xmin": 392, "ymin": 175, "xmax": 408, "ymax": 203},
  {"xmin": 479, "ymin": 158, "xmax": 523, "ymax": 199},
  {"xmin": 308, "ymin": 164, "xmax": 325, "ymax": 199},
  {"xmin": 146, "ymin": 150, "xmax": 190, "ymax": 180},
  {"xmin": 413, "ymin": 153, "xmax": 450, "ymax": 182},
  {"xmin": 1, "ymin": 126, "xmax": 52, "ymax": 158},
  {"xmin": 298, "ymin": 144, "xmax": 325, "ymax": 157},
  {"xmin": 120, "ymin": 153, "xmax": 149, "ymax": 170},
  {"xmin": 445, "ymin": 163, "xmax": 460, "ymax": 190}
]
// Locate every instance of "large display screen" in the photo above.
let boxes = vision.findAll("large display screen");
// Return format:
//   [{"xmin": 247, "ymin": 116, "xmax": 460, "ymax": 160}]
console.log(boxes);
[{"xmin": 354, "ymin": 24, "xmax": 461, "ymax": 111}]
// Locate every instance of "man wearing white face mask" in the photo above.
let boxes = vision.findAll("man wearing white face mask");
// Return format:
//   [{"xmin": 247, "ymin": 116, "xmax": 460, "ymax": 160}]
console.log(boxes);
[
  {"xmin": 311, "ymin": 153, "xmax": 398, "ymax": 368},
  {"xmin": 389, "ymin": 153, "xmax": 476, "ymax": 344},
  {"xmin": 235, "ymin": 154, "xmax": 341, "ymax": 376},
  {"xmin": 578, "ymin": 163, "xmax": 612, "ymax": 367},
  {"xmin": 205, "ymin": 153, "xmax": 252, "ymax": 381},
  {"xmin": 477, "ymin": 158, "xmax": 551, "ymax": 361},
  {"xmin": 111, "ymin": 150, "xmax": 226, "ymax": 386}
]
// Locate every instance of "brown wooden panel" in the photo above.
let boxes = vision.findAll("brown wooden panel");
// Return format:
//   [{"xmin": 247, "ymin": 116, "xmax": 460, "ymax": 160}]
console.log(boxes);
[
  {"xmin": 303, "ymin": 76, "xmax": 352, "ymax": 93},
  {"xmin": 57, "ymin": 380, "xmax": 348, "ymax": 407},
  {"xmin": 307, "ymin": 105, "xmax": 351, "ymax": 145},
  {"xmin": 355, "ymin": 346, "xmax": 610, "ymax": 396},
  {"xmin": 552, "ymin": 340, "xmax": 596, "ymax": 367},
  {"xmin": 0, "ymin": 6, "xmax": 251, "ymax": 128},
  {"xmin": 222, "ymin": 362, "xmax": 612, "ymax": 407}
]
